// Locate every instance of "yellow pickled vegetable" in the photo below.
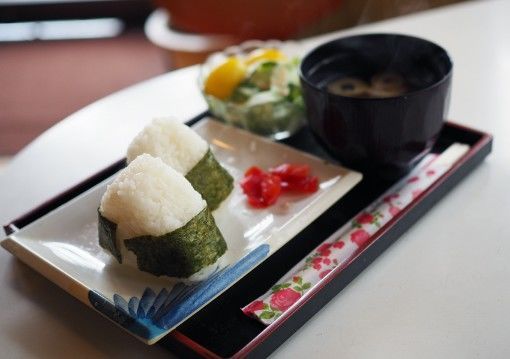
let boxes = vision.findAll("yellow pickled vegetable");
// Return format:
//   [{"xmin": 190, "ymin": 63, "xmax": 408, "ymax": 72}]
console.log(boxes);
[
  {"xmin": 245, "ymin": 48, "xmax": 287, "ymax": 65},
  {"xmin": 204, "ymin": 57, "xmax": 247, "ymax": 100}
]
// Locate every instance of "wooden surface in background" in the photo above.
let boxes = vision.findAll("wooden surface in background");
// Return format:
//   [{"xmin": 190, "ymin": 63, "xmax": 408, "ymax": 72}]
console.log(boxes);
[{"xmin": 0, "ymin": 32, "xmax": 167, "ymax": 155}]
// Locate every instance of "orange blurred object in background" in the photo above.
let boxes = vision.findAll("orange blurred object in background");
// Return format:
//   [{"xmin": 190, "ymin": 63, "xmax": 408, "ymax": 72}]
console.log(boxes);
[{"xmin": 154, "ymin": 0, "xmax": 343, "ymax": 39}]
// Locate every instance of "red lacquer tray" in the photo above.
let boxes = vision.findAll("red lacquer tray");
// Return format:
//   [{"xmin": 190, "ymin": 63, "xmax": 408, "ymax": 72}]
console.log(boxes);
[{"xmin": 3, "ymin": 113, "xmax": 492, "ymax": 358}]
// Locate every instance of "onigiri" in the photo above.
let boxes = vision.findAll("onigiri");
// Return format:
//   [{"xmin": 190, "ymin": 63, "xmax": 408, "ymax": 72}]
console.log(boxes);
[
  {"xmin": 98, "ymin": 154, "xmax": 227, "ymax": 279},
  {"xmin": 127, "ymin": 118, "xmax": 233, "ymax": 210}
]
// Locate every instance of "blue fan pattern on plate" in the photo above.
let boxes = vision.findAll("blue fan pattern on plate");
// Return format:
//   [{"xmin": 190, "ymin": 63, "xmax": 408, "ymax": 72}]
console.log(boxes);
[{"xmin": 88, "ymin": 244, "xmax": 269, "ymax": 341}]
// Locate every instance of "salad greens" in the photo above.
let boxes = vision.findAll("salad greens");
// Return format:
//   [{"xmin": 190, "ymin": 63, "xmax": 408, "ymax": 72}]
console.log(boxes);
[{"xmin": 205, "ymin": 55, "xmax": 305, "ymax": 139}]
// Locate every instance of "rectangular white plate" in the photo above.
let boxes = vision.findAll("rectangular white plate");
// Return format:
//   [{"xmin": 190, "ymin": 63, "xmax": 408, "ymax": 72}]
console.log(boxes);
[{"xmin": 1, "ymin": 118, "xmax": 362, "ymax": 344}]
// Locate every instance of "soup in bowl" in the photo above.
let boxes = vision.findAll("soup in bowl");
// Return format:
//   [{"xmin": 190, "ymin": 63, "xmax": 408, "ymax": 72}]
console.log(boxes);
[{"xmin": 300, "ymin": 33, "xmax": 453, "ymax": 178}]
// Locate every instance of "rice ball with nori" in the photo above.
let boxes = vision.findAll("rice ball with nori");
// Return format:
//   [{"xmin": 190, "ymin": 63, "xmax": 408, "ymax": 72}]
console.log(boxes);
[
  {"xmin": 98, "ymin": 154, "xmax": 227, "ymax": 279},
  {"xmin": 127, "ymin": 118, "xmax": 233, "ymax": 210}
]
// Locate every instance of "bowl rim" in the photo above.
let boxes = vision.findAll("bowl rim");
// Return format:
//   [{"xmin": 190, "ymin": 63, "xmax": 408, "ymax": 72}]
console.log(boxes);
[
  {"xmin": 145, "ymin": 9, "xmax": 240, "ymax": 52},
  {"xmin": 299, "ymin": 32, "xmax": 453, "ymax": 101}
]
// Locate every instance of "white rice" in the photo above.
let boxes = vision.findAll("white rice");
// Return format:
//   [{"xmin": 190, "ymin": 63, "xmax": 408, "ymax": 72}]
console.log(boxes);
[
  {"xmin": 126, "ymin": 117, "xmax": 208, "ymax": 174},
  {"xmin": 99, "ymin": 154, "xmax": 206, "ymax": 241}
]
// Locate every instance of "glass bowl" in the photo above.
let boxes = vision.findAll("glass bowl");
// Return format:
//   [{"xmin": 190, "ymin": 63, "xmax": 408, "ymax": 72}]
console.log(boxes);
[{"xmin": 199, "ymin": 40, "xmax": 305, "ymax": 140}]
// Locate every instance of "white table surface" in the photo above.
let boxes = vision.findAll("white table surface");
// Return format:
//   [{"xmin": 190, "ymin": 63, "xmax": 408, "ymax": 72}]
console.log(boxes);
[{"xmin": 1, "ymin": 0, "xmax": 509, "ymax": 357}]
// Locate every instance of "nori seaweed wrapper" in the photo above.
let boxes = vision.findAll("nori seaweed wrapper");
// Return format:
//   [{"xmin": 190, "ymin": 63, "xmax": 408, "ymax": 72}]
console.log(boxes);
[
  {"xmin": 185, "ymin": 149, "xmax": 233, "ymax": 210},
  {"xmin": 125, "ymin": 207, "xmax": 227, "ymax": 278},
  {"xmin": 98, "ymin": 210, "xmax": 122, "ymax": 263},
  {"xmin": 98, "ymin": 207, "xmax": 227, "ymax": 278}
]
